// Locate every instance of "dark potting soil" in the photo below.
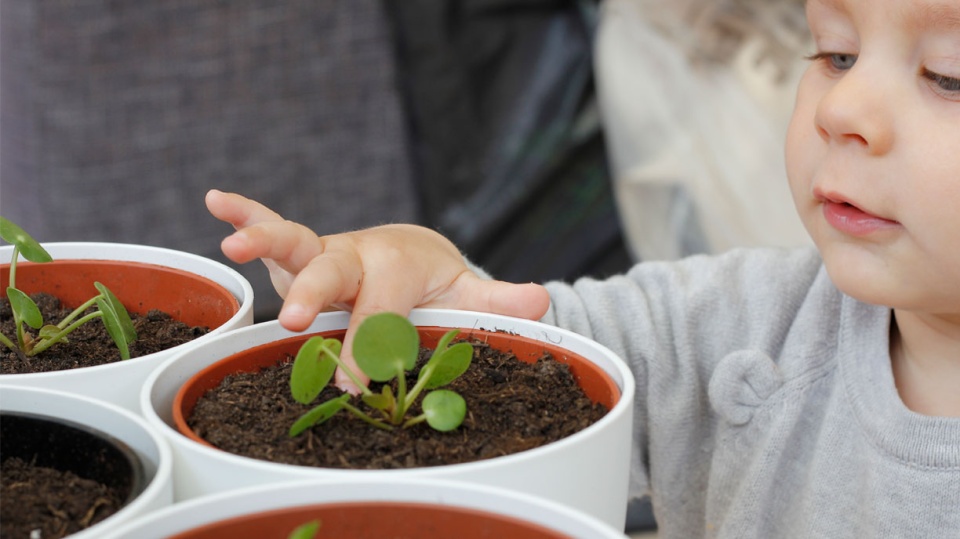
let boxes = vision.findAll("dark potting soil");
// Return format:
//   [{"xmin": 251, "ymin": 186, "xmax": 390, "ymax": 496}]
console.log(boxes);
[
  {"xmin": 189, "ymin": 338, "xmax": 610, "ymax": 469},
  {"xmin": 0, "ymin": 292, "xmax": 209, "ymax": 374},
  {"xmin": 0, "ymin": 457, "xmax": 125, "ymax": 538}
]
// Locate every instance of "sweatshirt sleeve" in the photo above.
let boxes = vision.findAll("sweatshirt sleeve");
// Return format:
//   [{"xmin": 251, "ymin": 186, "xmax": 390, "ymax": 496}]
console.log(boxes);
[{"xmin": 538, "ymin": 247, "xmax": 824, "ymax": 499}]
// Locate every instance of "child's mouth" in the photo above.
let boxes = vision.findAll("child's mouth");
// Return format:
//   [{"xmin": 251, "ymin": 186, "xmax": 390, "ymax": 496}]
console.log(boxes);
[{"xmin": 821, "ymin": 200, "xmax": 899, "ymax": 236}]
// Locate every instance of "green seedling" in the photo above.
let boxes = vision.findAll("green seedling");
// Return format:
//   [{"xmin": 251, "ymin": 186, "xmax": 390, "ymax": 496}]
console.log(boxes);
[
  {"xmin": 0, "ymin": 216, "xmax": 137, "ymax": 360},
  {"xmin": 288, "ymin": 311, "xmax": 474, "ymax": 436},
  {"xmin": 287, "ymin": 519, "xmax": 320, "ymax": 539}
]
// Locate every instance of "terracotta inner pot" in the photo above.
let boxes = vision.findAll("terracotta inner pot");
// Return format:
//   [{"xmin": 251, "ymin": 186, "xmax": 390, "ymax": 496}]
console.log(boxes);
[
  {"xmin": 168, "ymin": 501, "xmax": 569, "ymax": 539},
  {"xmin": 1, "ymin": 259, "xmax": 239, "ymax": 328},
  {"xmin": 173, "ymin": 326, "xmax": 621, "ymax": 447}
]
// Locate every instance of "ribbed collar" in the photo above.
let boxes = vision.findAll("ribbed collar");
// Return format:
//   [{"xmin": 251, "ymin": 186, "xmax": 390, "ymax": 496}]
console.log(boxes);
[{"xmin": 840, "ymin": 296, "xmax": 960, "ymax": 469}]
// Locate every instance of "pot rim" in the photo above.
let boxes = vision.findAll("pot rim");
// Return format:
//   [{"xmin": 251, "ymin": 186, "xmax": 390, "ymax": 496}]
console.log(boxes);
[
  {"xmin": 145, "ymin": 308, "xmax": 635, "ymax": 476},
  {"xmin": 0, "ymin": 384, "xmax": 174, "ymax": 539},
  {"xmin": 0, "ymin": 242, "xmax": 254, "ymax": 374},
  {"xmin": 99, "ymin": 477, "xmax": 628, "ymax": 539},
  {"xmin": 171, "ymin": 321, "xmax": 623, "ymax": 449},
  {"xmin": 1, "ymin": 410, "xmax": 148, "ymax": 507}
]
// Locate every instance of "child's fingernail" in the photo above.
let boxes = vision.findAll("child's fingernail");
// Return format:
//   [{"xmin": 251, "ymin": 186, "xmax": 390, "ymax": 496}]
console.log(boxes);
[
  {"xmin": 281, "ymin": 303, "xmax": 303, "ymax": 316},
  {"xmin": 335, "ymin": 377, "xmax": 362, "ymax": 396},
  {"xmin": 221, "ymin": 236, "xmax": 241, "ymax": 252}
]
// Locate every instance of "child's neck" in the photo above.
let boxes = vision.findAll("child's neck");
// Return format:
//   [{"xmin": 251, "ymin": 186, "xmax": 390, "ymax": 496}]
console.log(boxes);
[{"xmin": 890, "ymin": 310, "xmax": 960, "ymax": 417}]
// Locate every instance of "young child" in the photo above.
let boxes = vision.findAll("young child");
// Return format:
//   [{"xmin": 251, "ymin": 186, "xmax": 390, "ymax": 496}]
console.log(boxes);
[{"xmin": 205, "ymin": 0, "xmax": 960, "ymax": 535}]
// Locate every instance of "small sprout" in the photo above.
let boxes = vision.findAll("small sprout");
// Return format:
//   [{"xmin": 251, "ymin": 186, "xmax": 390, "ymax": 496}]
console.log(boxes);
[
  {"xmin": 288, "ymin": 312, "xmax": 473, "ymax": 437},
  {"xmin": 0, "ymin": 216, "xmax": 137, "ymax": 360},
  {"xmin": 287, "ymin": 519, "xmax": 321, "ymax": 539}
]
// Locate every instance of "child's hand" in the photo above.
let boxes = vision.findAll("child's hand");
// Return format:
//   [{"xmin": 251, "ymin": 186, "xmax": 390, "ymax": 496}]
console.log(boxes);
[{"xmin": 205, "ymin": 189, "xmax": 550, "ymax": 393}]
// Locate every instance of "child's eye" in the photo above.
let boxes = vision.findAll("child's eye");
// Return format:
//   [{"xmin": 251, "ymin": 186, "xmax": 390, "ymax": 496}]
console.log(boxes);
[
  {"xmin": 923, "ymin": 70, "xmax": 960, "ymax": 94},
  {"xmin": 807, "ymin": 52, "xmax": 858, "ymax": 72}
]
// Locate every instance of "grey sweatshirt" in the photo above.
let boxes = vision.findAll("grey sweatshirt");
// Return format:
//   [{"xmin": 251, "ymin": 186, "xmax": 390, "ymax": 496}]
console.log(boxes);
[{"xmin": 539, "ymin": 247, "xmax": 960, "ymax": 538}]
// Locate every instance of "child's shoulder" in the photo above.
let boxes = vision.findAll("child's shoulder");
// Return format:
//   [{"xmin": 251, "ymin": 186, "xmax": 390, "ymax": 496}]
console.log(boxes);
[
  {"xmin": 632, "ymin": 245, "xmax": 825, "ymax": 296},
  {"xmin": 686, "ymin": 245, "xmax": 821, "ymax": 272}
]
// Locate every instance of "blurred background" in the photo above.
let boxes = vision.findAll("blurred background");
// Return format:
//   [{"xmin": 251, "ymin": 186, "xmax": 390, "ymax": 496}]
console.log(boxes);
[
  {"xmin": 0, "ymin": 0, "xmax": 811, "ymax": 534},
  {"xmin": 1, "ymin": 0, "xmax": 632, "ymax": 324}
]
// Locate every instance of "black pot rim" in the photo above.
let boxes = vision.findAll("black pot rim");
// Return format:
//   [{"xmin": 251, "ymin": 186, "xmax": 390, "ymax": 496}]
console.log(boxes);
[{"xmin": 1, "ymin": 410, "xmax": 148, "ymax": 507}]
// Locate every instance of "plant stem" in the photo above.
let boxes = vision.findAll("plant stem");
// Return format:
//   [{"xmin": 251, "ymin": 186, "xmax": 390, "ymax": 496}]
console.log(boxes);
[
  {"xmin": 402, "ymin": 414, "xmax": 427, "ymax": 429},
  {"xmin": 7, "ymin": 248, "xmax": 23, "ymax": 347},
  {"xmin": 403, "ymin": 363, "xmax": 433, "ymax": 411},
  {"xmin": 57, "ymin": 296, "xmax": 100, "ymax": 329},
  {"xmin": 322, "ymin": 344, "xmax": 374, "ymax": 398},
  {"xmin": 8, "ymin": 246, "xmax": 19, "ymax": 290},
  {"xmin": 392, "ymin": 365, "xmax": 408, "ymax": 424},
  {"xmin": 341, "ymin": 401, "xmax": 393, "ymax": 431},
  {"xmin": 0, "ymin": 332, "xmax": 16, "ymax": 351},
  {"xmin": 12, "ymin": 309, "xmax": 26, "ymax": 351},
  {"xmin": 29, "ymin": 311, "xmax": 102, "ymax": 355}
]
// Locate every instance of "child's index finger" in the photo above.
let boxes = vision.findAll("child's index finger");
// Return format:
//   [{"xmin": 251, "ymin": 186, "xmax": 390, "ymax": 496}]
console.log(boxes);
[{"xmin": 205, "ymin": 189, "xmax": 285, "ymax": 230}]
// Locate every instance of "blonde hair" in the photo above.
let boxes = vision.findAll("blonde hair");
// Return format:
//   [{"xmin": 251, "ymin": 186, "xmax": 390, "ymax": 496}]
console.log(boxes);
[{"xmin": 640, "ymin": 0, "xmax": 810, "ymax": 80}]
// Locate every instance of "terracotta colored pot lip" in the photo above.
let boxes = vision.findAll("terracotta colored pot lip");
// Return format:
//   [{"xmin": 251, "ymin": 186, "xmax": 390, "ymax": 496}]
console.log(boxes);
[
  {"xmin": 0, "ymin": 244, "xmax": 251, "ymax": 373},
  {"xmin": 172, "ymin": 324, "xmax": 623, "ymax": 452},
  {"xmin": 98, "ymin": 477, "xmax": 627, "ymax": 539},
  {"xmin": 0, "ymin": 241, "xmax": 250, "ymax": 314},
  {"xmin": 167, "ymin": 500, "xmax": 567, "ymax": 539},
  {"xmin": 1, "ymin": 258, "xmax": 240, "ymax": 307}
]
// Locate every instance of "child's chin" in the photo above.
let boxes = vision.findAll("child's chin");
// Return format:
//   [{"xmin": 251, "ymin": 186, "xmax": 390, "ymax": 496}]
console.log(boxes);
[{"xmin": 821, "ymin": 250, "xmax": 892, "ymax": 303}]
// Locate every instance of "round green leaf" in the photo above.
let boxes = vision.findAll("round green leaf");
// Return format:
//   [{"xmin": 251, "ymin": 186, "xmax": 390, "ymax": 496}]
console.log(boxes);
[
  {"xmin": 7, "ymin": 287, "xmax": 43, "ymax": 329},
  {"xmin": 0, "ymin": 217, "xmax": 52, "ymax": 263},
  {"xmin": 352, "ymin": 312, "xmax": 420, "ymax": 382},
  {"xmin": 422, "ymin": 389, "xmax": 466, "ymax": 432},
  {"xmin": 422, "ymin": 342, "xmax": 473, "ymax": 389},
  {"xmin": 290, "ymin": 337, "xmax": 340, "ymax": 404}
]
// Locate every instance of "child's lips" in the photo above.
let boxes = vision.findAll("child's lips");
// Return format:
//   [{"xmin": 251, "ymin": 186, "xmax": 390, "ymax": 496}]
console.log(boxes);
[{"xmin": 818, "ymin": 196, "xmax": 900, "ymax": 236}]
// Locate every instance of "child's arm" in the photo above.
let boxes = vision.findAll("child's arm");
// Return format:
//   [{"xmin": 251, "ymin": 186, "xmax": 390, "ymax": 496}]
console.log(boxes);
[{"xmin": 205, "ymin": 189, "xmax": 551, "ymax": 391}]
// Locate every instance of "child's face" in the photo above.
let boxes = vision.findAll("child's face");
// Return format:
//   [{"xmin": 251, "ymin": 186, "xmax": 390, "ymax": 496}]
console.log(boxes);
[{"xmin": 786, "ymin": 0, "xmax": 960, "ymax": 314}]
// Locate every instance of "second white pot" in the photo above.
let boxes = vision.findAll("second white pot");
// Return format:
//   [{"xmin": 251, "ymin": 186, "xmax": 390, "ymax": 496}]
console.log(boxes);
[{"xmin": 142, "ymin": 309, "xmax": 635, "ymax": 529}]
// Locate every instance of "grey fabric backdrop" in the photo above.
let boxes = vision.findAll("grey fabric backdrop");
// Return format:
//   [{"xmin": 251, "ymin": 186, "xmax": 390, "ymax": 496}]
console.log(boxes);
[
  {"xmin": 0, "ymin": 1, "xmax": 651, "ymax": 530},
  {"xmin": 1, "ymin": 0, "xmax": 419, "ymax": 320}
]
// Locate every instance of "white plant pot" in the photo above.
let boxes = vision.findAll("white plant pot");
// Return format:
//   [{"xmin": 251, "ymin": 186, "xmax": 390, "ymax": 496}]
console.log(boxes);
[
  {"xmin": 100, "ymin": 477, "xmax": 628, "ymax": 539},
  {"xmin": 141, "ymin": 309, "xmax": 635, "ymax": 529},
  {"xmin": 1, "ymin": 242, "xmax": 254, "ymax": 413},
  {"xmin": 0, "ymin": 384, "xmax": 174, "ymax": 539}
]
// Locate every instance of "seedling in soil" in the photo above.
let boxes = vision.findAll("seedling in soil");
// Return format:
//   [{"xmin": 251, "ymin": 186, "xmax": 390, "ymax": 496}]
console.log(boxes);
[
  {"xmin": 0, "ymin": 216, "xmax": 137, "ymax": 360},
  {"xmin": 288, "ymin": 312, "xmax": 473, "ymax": 436},
  {"xmin": 287, "ymin": 520, "xmax": 320, "ymax": 539}
]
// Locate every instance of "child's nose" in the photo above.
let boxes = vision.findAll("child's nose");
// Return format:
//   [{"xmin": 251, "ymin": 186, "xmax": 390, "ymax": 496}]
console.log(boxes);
[{"xmin": 813, "ymin": 63, "xmax": 894, "ymax": 156}]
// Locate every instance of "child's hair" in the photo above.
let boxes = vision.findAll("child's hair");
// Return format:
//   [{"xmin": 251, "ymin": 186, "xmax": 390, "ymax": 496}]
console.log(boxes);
[{"xmin": 639, "ymin": 0, "xmax": 810, "ymax": 81}]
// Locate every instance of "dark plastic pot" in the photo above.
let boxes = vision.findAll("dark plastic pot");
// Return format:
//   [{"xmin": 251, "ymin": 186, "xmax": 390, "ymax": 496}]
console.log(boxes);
[{"xmin": 1, "ymin": 411, "xmax": 147, "ymax": 535}]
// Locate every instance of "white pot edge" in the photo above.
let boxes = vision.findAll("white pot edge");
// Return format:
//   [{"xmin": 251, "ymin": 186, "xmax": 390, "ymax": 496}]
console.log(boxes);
[
  {"xmin": 0, "ymin": 242, "xmax": 255, "ymax": 412},
  {"xmin": 142, "ymin": 308, "xmax": 636, "ymax": 528},
  {"xmin": 99, "ymin": 477, "xmax": 629, "ymax": 539},
  {"xmin": 0, "ymin": 384, "xmax": 174, "ymax": 538}
]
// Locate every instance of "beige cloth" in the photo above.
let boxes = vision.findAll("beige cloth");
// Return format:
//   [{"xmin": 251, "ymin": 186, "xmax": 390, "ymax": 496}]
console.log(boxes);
[{"xmin": 595, "ymin": 0, "xmax": 812, "ymax": 261}]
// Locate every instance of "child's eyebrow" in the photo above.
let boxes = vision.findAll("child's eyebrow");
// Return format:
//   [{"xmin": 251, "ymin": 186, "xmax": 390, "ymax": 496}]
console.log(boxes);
[
  {"xmin": 910, "ymin": 2, "xmax": 960, "ymax": 31},
  {"xmin": 810, "ymin": 0, "xmax": 960, "ymax": 31}
]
